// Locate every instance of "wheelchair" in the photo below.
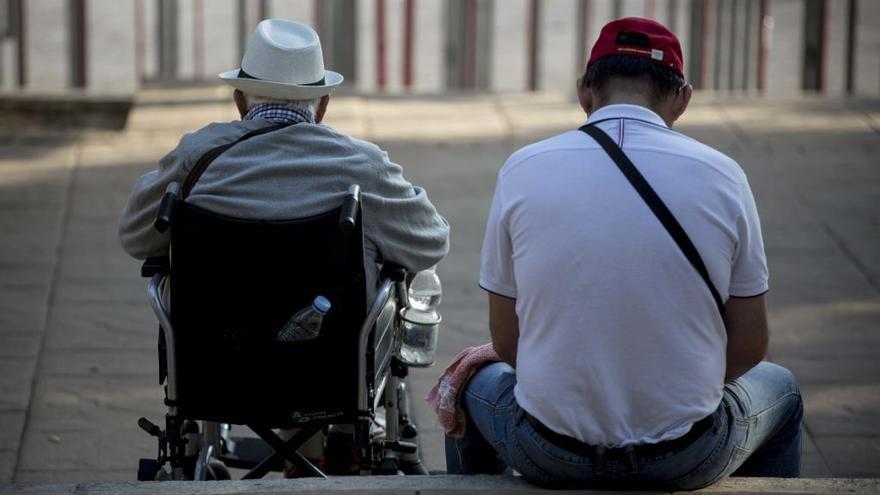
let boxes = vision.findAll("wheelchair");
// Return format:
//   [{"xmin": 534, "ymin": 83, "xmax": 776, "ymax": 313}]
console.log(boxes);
[{"xmin": 136, "ymin": 182, "xmax": 428, "ymax": 480}]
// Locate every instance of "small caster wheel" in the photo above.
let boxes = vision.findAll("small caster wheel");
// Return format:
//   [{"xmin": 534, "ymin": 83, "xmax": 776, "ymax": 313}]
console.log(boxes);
[{"xmin": 137, "ymin": 458, "xmax": 160, "ymax": 481}]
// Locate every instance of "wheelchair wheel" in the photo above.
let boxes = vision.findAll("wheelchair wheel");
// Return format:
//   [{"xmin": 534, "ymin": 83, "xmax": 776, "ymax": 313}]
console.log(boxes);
[{"xmin": 206, "ymin": 459, "xmax": 231, "ymax": 480}]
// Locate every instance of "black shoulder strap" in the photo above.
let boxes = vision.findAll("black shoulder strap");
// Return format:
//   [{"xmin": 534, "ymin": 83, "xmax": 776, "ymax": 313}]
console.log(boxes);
[
  {"xmin": 181, "ymin": 122, "xmax": 293, "ymax": 199},
  {"xmin": 579, "ymin": 124, "xmax": 726, "ymax": 316}
]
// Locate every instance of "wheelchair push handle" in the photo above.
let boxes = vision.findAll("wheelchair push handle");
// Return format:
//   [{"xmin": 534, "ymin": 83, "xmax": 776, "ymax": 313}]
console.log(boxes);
[
  {"xmin": 154, "ymin": 182, "xmax": 180, "ymax": 234},
  {"xmin": 339, "ymin": 184, "xmax": 361, "ymax": 234}
]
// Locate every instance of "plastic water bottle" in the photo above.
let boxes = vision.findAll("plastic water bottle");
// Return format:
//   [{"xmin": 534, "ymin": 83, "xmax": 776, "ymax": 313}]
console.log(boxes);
[
  {"xmin": 276, "ymin": 296, "xmax": 331, "ymax": 342},
  {"xmin": 399, "ymin": 267, "xmax": 441, "ymax": 367},
  {"xmin": 408, "ymin": 267, "xmax": 442, "ymax": 312}
]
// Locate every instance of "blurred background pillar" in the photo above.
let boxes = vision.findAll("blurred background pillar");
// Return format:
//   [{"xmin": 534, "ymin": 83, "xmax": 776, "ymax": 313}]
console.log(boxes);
[
  {"xmin": 0, "ymin": 0, "xmax": 877, "ymax": 96},
  {"xmin": 158, "ymin": 0, "xmax": 178, "ymax": 81}
]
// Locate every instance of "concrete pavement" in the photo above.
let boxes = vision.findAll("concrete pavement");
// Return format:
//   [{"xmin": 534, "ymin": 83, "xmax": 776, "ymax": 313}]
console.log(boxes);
[{"xmin": 0, "ymin": 89, "xmax": 878, "ymax": 484}]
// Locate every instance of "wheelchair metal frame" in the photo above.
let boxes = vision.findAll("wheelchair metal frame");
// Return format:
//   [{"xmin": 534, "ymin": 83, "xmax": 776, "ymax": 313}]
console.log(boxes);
[{"xmin": 137, "ymin": 184, "xmax": 426, "ymax": 480}]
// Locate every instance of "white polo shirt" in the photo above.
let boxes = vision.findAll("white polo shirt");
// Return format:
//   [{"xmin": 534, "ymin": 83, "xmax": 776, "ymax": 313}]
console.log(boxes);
[{"xmin": 480, "ymin": 104, "xmax": 768, "ymax": 447}]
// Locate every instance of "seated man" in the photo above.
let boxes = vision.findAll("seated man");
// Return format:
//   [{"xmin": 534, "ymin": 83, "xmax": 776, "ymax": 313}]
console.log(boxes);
[
  {"xmin": 119, "ymin": 19, "xmax": 449, "ymax": 474},
  {"xmin": 119, "ymin": 19, "xmax": 448, "ymax": 295},
  {"xmin": 447, "ymin": 18, "xmax": 802, "ymax": 490}
]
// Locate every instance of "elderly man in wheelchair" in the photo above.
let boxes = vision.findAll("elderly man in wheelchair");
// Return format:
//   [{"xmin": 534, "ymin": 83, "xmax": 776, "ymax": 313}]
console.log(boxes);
[{"xmin": 118, "ymin": 20, "xmax": 449, "ymax": 480}]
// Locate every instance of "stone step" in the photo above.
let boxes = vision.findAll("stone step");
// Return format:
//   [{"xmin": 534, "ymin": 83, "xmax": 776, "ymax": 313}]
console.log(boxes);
[{"xmin": 2, "ymin": 476, "xmax": 878, "ymax": 495}]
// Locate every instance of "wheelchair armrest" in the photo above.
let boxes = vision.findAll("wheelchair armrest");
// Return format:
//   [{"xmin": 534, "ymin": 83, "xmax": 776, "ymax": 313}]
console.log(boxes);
[
  {"xmin": 141, "ymin": 256, "xmax": 170, "ymax": 278},
  {"xmin": 380, "ymin": 262, "xmax": 407, "ymax": 283},
  {"xmin": 154, "ymin": 182, "xmax": 180, "ymax": 233}
]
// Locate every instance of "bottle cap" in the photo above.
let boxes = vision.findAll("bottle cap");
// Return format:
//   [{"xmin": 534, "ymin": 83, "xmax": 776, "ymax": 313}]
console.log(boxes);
[{"xmin": 313, "ymin": 296, "xmax": 331, "ymax": 314}]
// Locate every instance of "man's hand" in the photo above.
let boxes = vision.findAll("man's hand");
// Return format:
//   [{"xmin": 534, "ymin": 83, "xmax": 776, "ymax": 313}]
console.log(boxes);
[
  {"xmin": 724, "ymin": 294, "xmax": 769, "ymax": 382},
  {"xmin": 488, "ymin": 292, "xmax": 519, "ymax": 367}
]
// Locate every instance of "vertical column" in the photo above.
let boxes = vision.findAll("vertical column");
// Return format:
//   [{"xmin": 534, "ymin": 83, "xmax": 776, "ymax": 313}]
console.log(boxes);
[
  {"xmin": 538, "ymin": 0, "xmax": 577, "ymax": 92},
  {"xmin": 741, "ymin": 0, "xmax": 753, "ymax": 90},
  {"xmin": 159, "ymin": 0, "xmax": 179, "ymax": 80},
  {"xmin": 688, "ymin": 0, "xmax": 710, "ymax": 89},
  {"xmin": 177, "ymin": 0, "xmax": 194, "ymax": 80},
  {"xmin": 765, "ymin": 0, "xmax": 804, "ymax": 93},
  {"xmin": 757, "ymin": 0, "xmax": 768, "ymax": 92},
  {"xmin": 588, "ymin": 0, "xmax": 614, "ymax": 46},
  {"xmin": 474, "ymin": 0, "xmax": 493, "ymax": 90},
  {"xmin": 193, "ymin": 0, "xmax": 204, "ymax": 79},
  {"xmin": 853, "ymin": 0, "xmax": 879, "ymax": 95},
  {"xmin": 644, "ymin": 0, "xmax": 656, "ymax": 19},
  {"xmin": 824, "ymin": 0, "xmax": 847, "ymax": 94},
  {"xmin": 376, "ymin": 0, "xmax": 387, "ymax": 91},
  {"xmin": 802, "ymin": 0, "xmax": 818, "ymax": 91},
  {"xmin": 15, "ymin": 0, "xmax": 25, "ymax": 87},
  {"xmin": 0, "ymin": 0, "xmax": 13, "ymax": 88},
  {"xmin": 527, "ymin": 0, "xmax": 539, "ymax": 91},
  {"xmin": 712, "ymin": 0, "xmax": 724, "ymax": 90},
  {"xmin": 738, "ymin": 0, "xmax": 751, "ymax": 90},
  {"xmin": 87, "ymin": 0, "xmax": 137, "ymax": 92},
  {"xmin": 402, "ymin": 0, "xmax": 413, "ymax": 89},
  {"xmin": 802, "ymin": 0, "xmax": 829, "ymax": 92},
  {"xmin": 318, "ymin": 0, "xmax": 334, "ymax": 68},
  {"xmin": 725, "ymin": 0, "xmax": 750, "ymax": 91},
  {"xmin": 70, "ymin": 0, "xmax": 86, "ymax": 88},
  {"xmin": 437, "ymin": 0, "xmax": 493, "ymax": 93},
  {"xmin": 672, "ymin": 0, "xmax": 691, "ymax": 78},
  {"xmin": 134, "ymin": 0, "xmax": 144, "ymax": 83},
  {"xmin": 356, "ymin": 0, "xmax": 376, "ymax": 93},
  {"xmin": 844, "ymin": 0, "xmax": 856, "ymax": 94},
  {"xmin": 817, "ymin": 0, "xmax": 828, "ymax": 91},
  {"xmin": 668, "ymin": 0, "xmax": 679, "ymax": 31},
  {"xmin": 616, "ymin": 0, "xmax": 643, "ymax": 18},
  {"xmin": 461, "ymin": 0, "xmax": 477, "ymax": 90},
  {"xmin": 236, "ymin": 0, "xmax": 247, "ymax": 59},
  {"xmin": 727, "ymin": 0, "xmax": 737, "ymax": 90},
  {"xmin": 651, "ymin": 0, "xmax": 669, "ymax": 25},
  {"xmin": 202, "ymin": 0, "xmax": 236, "ymax": 80},
  {"xmin": 577, "ymin": 0, "xmax": 592, "ymax": 71},
  {"xmin": 269, "ymin": 0, "xmax": 314, "ymax": 24},
  {"xmin": 414, "ymin": 0, "xmax": 444, "ymax": 93},
  {"xmin": 331, "ymin": 0, "xmax": 357, "ymax": 86},
  {"xmin": 312, "ymin": 0, "xmax": 356, "ymax": 83},
  {"xmin": 141, "ymin": 0, "xmax": 160, "ymax": 81},
  {"xmin": 384, "ymin": 0, "xmax": 404, "ymax": 93},
  {"xmin": 490, "ymin": 0, "xmax": 528, "ymax": 92},
  {"xmin": 25, "ymin": 0, "xmax": 70, "ymax": 91}
]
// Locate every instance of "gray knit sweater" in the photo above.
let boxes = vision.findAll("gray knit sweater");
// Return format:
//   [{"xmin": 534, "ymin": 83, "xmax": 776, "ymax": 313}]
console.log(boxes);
[{"xmin": 119, "ymin": 118, "xmax": 450, "ymax": 287}]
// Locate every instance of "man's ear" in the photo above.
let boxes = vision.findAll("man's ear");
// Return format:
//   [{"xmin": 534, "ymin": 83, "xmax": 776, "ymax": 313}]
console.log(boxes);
[
  {"xmin": 577, "ymin": 77, "xmax": 594, "ymax": 115},
  {"xmin": 233, "ymin": 89, "xmax": 248, "ymax": 118},
  {"xmin": 670, "ymin": 83, "xmax": 691, "ymax": 125},
  {"xmin": 315, "ymin": 95, "xmax": 331, "ymax": 123}
]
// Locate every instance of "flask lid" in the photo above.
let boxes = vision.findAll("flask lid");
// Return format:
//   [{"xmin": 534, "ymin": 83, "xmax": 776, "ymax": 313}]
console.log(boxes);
[{"xmin": 313, "ymin": 296, "xmax": 331, "ymax": 314}]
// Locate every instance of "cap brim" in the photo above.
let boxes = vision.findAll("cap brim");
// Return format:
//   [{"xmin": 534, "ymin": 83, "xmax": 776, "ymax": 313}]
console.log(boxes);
[{"xmin": 218, "ymin": 70, "xmax": 343, "ymax": 99}]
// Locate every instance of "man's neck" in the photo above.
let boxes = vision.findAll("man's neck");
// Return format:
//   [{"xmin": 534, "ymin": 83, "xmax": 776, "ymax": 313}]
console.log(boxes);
[{"xmin": 591, "ymin": 96, "xmax": 671, "ymax": 126}]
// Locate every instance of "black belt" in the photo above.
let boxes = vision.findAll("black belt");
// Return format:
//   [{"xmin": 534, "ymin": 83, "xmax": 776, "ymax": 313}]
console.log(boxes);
[{"xmin": 524, "ymin": 411, "xmax": 715, "ymax": 460}]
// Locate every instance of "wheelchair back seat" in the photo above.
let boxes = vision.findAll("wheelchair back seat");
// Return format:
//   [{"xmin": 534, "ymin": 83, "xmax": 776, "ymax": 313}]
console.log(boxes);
[{"xmin": 168, "ymin": 199, "xmax": 378, "ymax": 428}]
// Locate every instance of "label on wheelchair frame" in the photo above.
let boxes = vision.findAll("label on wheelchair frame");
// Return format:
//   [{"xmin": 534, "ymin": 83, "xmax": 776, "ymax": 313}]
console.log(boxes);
[{"xmin": 290, "ymin": 410, "xmax": 344, "ymax": 424}]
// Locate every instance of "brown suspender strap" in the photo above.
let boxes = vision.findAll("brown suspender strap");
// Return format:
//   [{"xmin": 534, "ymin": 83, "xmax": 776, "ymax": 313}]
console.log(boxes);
[{"xmin": 180, "ymin": 122, "xmax": 293, "ymax": 199}]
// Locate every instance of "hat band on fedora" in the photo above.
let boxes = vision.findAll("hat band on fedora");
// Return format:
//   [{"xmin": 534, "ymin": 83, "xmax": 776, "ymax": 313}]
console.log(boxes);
[{"xmin": 237, "ymin": 68, "xmax": 326, "ymax": 86}]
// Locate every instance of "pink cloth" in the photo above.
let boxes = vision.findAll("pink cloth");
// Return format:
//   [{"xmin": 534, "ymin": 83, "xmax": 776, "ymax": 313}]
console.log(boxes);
[{"xmin": 425, "ymin": 343, "xmax": 502, "ymax": 438}]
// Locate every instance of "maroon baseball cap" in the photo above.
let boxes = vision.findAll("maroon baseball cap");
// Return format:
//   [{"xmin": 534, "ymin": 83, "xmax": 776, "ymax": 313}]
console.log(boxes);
[{"xmin": 587, "ymin": 17, "xmax": 684, "ymax": 78}]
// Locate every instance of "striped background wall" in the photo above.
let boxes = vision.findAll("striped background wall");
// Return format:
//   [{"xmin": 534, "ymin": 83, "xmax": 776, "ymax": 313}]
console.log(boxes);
[{"xmin": 0, "ymin": 0, "xmax": 878, "ymax": 96}]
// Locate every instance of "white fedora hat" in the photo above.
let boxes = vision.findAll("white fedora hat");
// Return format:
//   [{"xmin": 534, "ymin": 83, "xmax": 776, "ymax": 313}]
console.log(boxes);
[{"xmin": 219, "ymin": 19, "xmax": 343, "ymax": 100}]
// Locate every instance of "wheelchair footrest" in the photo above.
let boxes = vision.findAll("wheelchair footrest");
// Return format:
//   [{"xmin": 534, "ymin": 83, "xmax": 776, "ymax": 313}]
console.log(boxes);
[{"xmin": 217, "ymin": 436, "xmax": 278, "ymax": 470}]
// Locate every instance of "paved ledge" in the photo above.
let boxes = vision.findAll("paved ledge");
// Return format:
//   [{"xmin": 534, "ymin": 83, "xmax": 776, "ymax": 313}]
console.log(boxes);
[
  {"xmin": 0, "ymin": 91, "xmax": 132, "ymax": 130},
  {"xmin": 2, "ymin": 476, "xmax": 877, "ymax": 495}
]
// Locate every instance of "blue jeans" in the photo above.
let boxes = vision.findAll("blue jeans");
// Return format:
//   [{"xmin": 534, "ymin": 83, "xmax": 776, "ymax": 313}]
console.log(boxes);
[{"xmin": 445, "ymin": 361, "xmax": 802, "ymax": 490}]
